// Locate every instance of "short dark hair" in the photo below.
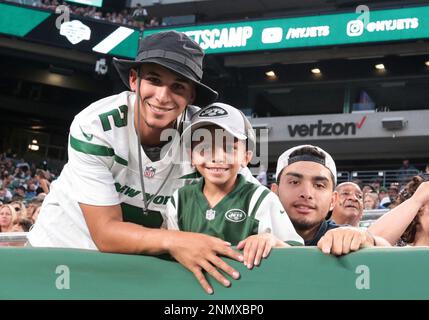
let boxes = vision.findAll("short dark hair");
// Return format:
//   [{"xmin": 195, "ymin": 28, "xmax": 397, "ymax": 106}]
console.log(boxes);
[
  {"xmin": 18, "ymin": 219, "xmax": 33, "ymax": 232},
  {"xmin": 277, "ymin": 146, "xmax": 335, "ymax": 188}
]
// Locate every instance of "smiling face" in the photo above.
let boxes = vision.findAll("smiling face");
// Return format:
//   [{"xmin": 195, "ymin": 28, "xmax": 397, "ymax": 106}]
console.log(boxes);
[
  {"xmin": 129, "ymin": 63, "xmax": 196, "ymax": 132},
  {"xmin": 191, "ymin": 125, "xmax": 251, "ymax": 190},
  {"xmin": 272, "ymin": 161, "xmax": 336, "ymax": 239},
  {"xmin": 332, "ymin": 182, "xmax": 364, "ymax": 226}
]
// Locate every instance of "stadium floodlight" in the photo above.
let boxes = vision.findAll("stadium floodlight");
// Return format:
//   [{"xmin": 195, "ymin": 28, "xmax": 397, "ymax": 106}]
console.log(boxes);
[
  {"xmin": 381, "ymin": 117, "xmax": 406, "ymax": 130},
  {"xmin": 375, "ymin": 63, "xmax": 385, "ymax": 70}
]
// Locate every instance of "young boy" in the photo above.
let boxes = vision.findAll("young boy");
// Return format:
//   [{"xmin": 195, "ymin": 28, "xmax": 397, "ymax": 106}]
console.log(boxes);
[{"xmin": 164, "ymin": 103, "xmax": 303, "ymax": 269}]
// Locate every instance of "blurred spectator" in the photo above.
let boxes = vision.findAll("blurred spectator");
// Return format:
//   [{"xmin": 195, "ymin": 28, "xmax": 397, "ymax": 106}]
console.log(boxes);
[
  {"xmin": 397, "ymin": 159, "xmax": 418, "ymax": 184},
  {"xmin": 11, "ymin": 219, "xmax": 33, "ymax": 232},
  {"xmin": 370, "ymin": 179, "xmax": 381, "ymax": 192},
  {"xmin": 35, "ymin": 169, "xmax": 50, "ymax": 194},
  {"xmin": 26, "ymin": 197, "xmax": 44, "ymax": 221},
  {"xmin": 0, "ymin": 204, "xmax": 19, "ymax": 232},
  {"xmin": 362, "ymin": 184, "xmax": 375, "ymax": 196},
  {"xmin": 10, "ymin": 201, "xmax": 28, "ymax": 220},
  {"xmin": 7, "ymin": 0, "xmax": 159, "ymax": 29},
  {"xmin": 0, "ymin": 187, "xmax": 12, "ymax": 203},
  {"xmin": 363, "ymin": 192, "xmax": 381, "ymax": 210},
  {"xmin": 378, "ymin": 187, "xmax": 391, "ymax": 208},
  {"xmin": 26, "ymin": 180, "xmax": 38, "ymax": 200},
  {"xmin": 388, "ymin": 182, "xmax": 400, "ymax": 206},
  {"xmin": 14, "ymin": 185, "xmax": 27, "ymax": 199},
  {"xmin": 132, "ymin": 3, "xmax": 148, "ymax": 22},
  {"xmin": 148, "ymin": 17, "xmax": 160, "ymax": 27},
  {"xmin": 331, "ymin": 182, "xmax": 364, "ymax": 227}
]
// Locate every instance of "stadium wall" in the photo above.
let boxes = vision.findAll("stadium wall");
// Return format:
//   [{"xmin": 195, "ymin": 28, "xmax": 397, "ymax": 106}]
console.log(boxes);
[{"xmin": 1, "ymin": 247, "xmax": 428, "ymax": 299}]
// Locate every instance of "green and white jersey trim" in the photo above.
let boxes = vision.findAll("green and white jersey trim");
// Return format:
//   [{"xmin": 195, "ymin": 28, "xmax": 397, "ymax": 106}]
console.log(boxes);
[{"xmin": 165, "ymin": 175, "xmax": 303, "ymax": 245}]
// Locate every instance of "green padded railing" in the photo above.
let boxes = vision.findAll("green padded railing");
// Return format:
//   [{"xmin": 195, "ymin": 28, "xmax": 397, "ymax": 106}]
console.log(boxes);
[{"xmin": 0, "ymin": 247, "xmax": 428, "ymax": 299}]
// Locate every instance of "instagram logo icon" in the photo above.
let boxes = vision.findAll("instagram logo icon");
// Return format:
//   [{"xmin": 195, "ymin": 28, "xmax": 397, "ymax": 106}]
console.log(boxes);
[{"xmin": 346, "ymin": 19, "xmax": 364, "ymax": 37}]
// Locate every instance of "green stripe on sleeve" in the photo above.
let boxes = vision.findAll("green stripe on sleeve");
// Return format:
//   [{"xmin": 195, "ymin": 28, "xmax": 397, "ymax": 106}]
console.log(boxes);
[
  {"xmin": 70, "ymin": 135, "xmax": 114, "ymax": 156},
  {"xmin": 114, "ymin": 155, "xmax": 128, "ymax": 166},
  {"xmin": 70, "ymin": 135, "xmax": 128, "ymax": 165},
  {"xmin": 250, "ymin": 188, "xmax": 270, "ymax": 218}
]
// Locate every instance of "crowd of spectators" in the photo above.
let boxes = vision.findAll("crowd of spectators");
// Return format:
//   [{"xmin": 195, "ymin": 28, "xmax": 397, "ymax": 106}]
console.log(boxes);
[
  {"xmin": 1, "ymin": 146, "xmax": 428, "ymax": 249},
  {"xmin": 0, "ymin": 150, "xmax": 56, "ymax": 235},
  {"xmin": 6, "ymin": 0, "xmax": 163, "ymax": 29}
]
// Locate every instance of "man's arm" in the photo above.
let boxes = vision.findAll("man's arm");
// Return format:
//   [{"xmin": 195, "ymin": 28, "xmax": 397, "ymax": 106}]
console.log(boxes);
[{"xmin": 80, "ymin": 203, "xmax": 243, "ymax": 294}]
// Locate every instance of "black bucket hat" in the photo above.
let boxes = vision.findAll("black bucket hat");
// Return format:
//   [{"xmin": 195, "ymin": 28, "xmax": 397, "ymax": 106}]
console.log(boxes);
[{"xmin": 113, "ymin": 31, "xmax": 218, "ymax": 106}]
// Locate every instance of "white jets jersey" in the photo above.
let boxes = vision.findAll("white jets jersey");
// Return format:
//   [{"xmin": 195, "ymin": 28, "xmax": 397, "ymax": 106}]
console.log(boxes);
[{"xmin": 28, "ymin": 91, "xmax": 258, "ymax": 250}]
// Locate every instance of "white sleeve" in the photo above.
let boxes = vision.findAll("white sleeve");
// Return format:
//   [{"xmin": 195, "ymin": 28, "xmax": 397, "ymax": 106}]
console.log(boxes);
[
  {"xmin": 254, "ymin": 191, "xmax": 304, "ymax": 245},
  {"xmin": 163, "ymin": 190, "xmax": 180, "ymax": 230},
  {"xmin": 67, "ymin": 118, "xmax": 120, "ymax": 206},
  {"xmin": 239, "ymin": 166, "xmax": 261, "ymax": 185}
]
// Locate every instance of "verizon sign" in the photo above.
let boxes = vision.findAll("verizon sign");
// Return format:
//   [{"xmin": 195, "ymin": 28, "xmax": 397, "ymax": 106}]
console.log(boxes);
[{"xmin": 288, "ymin": 116, "xmax": 367, "ymax": 137}]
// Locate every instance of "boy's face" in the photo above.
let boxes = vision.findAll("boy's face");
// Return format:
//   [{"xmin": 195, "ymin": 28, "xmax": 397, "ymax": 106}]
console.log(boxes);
[
  {"xmin": 272, "ymin": 161, "xmax": 336, "ymax": 234},
  {"xmin": 191, "ymin": 126, "xmax": 251, "ymax": 187}
]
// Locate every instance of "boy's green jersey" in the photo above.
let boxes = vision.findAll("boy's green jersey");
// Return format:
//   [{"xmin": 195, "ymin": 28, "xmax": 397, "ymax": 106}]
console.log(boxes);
[{"xmin": 164, "ymin": 175, "xmax": 303, "ymax": 245}]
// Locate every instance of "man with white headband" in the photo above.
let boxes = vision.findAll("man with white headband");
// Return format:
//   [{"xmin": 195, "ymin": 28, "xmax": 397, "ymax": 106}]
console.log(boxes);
[{"xmin": 271, "ymin": 144, "xmax": 389, "ymax": 255}]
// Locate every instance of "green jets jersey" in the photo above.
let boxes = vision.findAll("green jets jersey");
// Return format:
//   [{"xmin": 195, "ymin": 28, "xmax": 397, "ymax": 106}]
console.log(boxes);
[{"xmin": 165, "ymin": 175, "xmax": 303, "ymax": 245}]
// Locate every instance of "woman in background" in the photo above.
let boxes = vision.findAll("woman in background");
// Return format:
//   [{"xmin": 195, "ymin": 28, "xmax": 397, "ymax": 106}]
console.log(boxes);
[
  {"xmin": 369, "ymin": 176, "xmax": 429, "ymax": 246},
  {"xmin": 0, "ymin": 204, "xmax": 19, "ymax": 232}
]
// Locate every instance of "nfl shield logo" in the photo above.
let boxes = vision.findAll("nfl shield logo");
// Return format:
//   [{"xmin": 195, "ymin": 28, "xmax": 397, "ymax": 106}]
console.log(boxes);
[
  {"xmin": 144, "ymin": 166, "xmax": 156, "ymax": 178},
  {"xmin": 205, "ymin": 209, "xmax": 216, "ymax": 221}
]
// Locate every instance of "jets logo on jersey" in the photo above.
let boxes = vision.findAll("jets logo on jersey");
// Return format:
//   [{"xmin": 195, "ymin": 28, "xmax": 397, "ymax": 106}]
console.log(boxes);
[
  {"xmin": 144, "ymin": 166, "xmax": 156, "ymax": 178},
  {"xmin": 225, "ymin": 209, "xmax": 247, "ymax": 223},
  {"xmin": 205, "ymin": 209, "xmax": 216, "ymax": 221},
  {"xmin": 199, "ymin": 106, "xmax": 228, "ymax": 118}
]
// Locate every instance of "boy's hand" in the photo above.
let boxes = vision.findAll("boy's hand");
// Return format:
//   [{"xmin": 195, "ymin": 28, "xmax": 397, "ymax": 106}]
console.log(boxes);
[{"xmin": 237, "ymin": 233, "xmax": 288, "ymax": 269}]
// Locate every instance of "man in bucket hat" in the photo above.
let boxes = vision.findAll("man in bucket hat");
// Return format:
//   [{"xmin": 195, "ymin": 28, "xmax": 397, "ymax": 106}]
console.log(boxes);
[{"xmin": 29, "ymin": 31, "xmax": 248, "ymax": 294}]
